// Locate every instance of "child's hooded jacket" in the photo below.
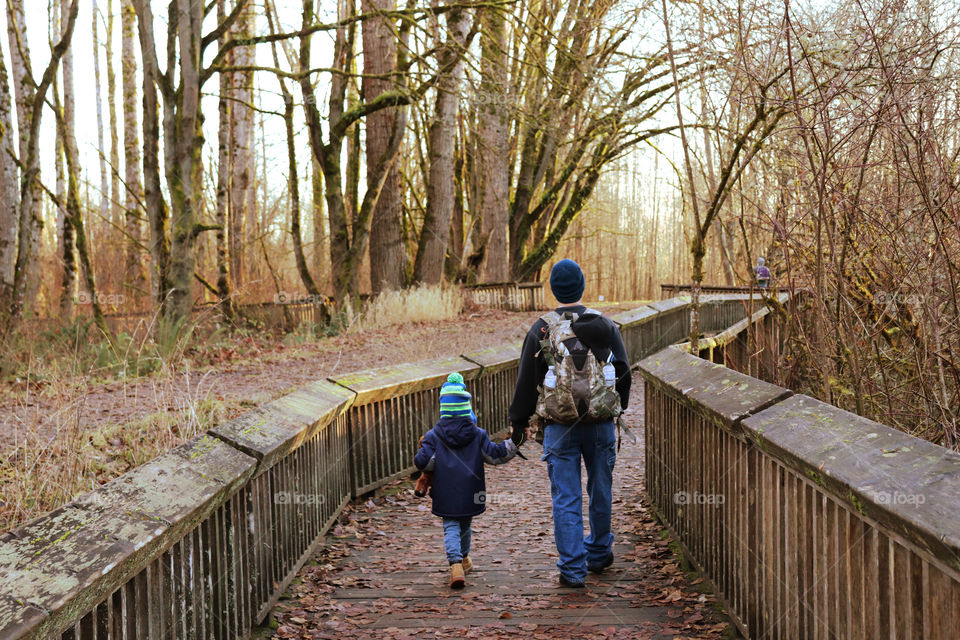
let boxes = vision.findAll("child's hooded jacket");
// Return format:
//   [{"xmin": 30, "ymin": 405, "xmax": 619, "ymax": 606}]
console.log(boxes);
[{"xmin": 414, "ymin": 416, "xmax": 515, "ymax": 518}]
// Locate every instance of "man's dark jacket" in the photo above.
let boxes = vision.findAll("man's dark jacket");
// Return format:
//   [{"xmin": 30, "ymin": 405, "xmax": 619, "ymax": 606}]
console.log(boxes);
[{"xmin": 509, "ymin": 305, "xmax": 631, "ymax": 430}]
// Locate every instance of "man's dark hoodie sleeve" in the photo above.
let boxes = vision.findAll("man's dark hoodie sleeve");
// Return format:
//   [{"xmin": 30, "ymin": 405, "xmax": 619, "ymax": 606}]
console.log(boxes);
[
  {"xmin": 508, "ymin": 322, "xmax": 547, "ymax": 430},
  {"xmin": 609, "ymin": 321, "xmax": 631, "ymax": 410}
]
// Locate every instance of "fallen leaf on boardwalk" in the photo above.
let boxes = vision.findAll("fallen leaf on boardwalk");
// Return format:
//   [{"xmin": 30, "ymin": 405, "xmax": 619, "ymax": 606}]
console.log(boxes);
[
  {"xmin": 498, "ymin": 611, "xmax": 512, "ymax": 619},
  {"xmin": 518, "ymin": 623, "xmax": 537, "ymax": 631},
  {"xmin": 659, "ymin": 588, "xmax": 683, "ymax": 603}
]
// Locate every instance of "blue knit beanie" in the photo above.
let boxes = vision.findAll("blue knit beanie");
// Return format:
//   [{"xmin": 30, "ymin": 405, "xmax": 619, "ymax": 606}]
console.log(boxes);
[
  {"xmin": 439, "ymin": 373, "xmax": 475, "ymax": 420},
  {"xmin": 550, "ymin": 259, "xmax": 585, "ymax": 303}
]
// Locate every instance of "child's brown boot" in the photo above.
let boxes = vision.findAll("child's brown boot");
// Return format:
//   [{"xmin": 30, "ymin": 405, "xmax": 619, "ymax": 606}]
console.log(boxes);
[
  {"xmin": 461, "ymin": 556, "xmax": 473, "ymax": 574},
  {"xmin": 449, "ymin": 562, "xmax": 465, "ymax": 589}
]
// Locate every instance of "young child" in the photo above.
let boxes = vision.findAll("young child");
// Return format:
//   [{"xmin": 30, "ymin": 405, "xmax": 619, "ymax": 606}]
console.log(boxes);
[{"xmin": 414, "ymin": 372, "xmax": 518, "ymax": 588}]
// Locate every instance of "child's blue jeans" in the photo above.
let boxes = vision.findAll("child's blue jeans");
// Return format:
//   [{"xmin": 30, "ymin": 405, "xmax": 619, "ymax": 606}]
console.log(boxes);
[
  {"xmin": 442, "ymin": 516, "xmax": 472, "ymax": 564},
  {"xmin": 542, "ymin": 420, "xmax": 616, "ymax": 583}
]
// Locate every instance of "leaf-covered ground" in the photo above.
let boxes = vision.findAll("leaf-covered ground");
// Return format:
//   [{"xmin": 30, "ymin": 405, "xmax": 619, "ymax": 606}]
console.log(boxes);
[{"xmin": 266, "ymin": 378, "xmax": 734, "ymax": 639}]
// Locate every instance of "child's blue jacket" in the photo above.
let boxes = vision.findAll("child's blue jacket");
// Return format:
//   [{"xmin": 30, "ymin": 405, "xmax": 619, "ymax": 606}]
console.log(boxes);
[{"xmin": 414, "ymin": 416, "xmax": 516, "ymax": 518}]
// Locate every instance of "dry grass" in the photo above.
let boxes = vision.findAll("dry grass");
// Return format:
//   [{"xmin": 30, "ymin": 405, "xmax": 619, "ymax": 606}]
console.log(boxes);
[
  {"xmin": 0, "ymin": 365, "xmax": 233, "ymax": 531},
  {"xmin": 0, "ymin": 316, "xmax": 238, "ymax": 532},
  {"xmin": 350, "ymin": 284, "xmax": 463, "ymax": 333}
]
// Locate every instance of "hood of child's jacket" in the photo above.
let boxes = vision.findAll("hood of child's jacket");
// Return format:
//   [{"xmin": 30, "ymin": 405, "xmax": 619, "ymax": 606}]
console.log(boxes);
[{"xmin": 434, "ymin": 416, "xmax": 478, "ymax": 448}]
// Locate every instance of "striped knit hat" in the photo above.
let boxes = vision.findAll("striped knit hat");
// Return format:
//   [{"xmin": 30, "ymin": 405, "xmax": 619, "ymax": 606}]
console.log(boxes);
[{"xmin": 439, "ymin": 373, "xmax": 475, "ymax": 420}]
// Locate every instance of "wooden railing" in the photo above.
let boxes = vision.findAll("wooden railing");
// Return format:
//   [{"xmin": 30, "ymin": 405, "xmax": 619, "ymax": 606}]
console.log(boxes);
[
  {"xmin": 0, "ymin": 294, "xmax": 766, "ymax": 639},
  {"xmin": 640, "ymin": 340, "xmax": 960, "ymax": 639},
  {"xmin": 660, "ymin": 282, "xmax": 779, "ymax": 297}
]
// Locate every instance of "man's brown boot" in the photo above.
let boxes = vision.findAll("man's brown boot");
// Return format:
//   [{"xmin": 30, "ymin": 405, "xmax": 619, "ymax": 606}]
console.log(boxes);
[
  {"xmin": 449, "ymin": 562, "xmax": 465, "ymax": 589},
  {"xmin": 461, "ymin": 556, "xmax": 473, "ymax": 574}
]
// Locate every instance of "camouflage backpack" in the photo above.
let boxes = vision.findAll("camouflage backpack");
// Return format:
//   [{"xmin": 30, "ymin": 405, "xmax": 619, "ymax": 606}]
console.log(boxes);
[{"xmin": 535, "ymin": 309, "xmax": 622, "ymax": 425}]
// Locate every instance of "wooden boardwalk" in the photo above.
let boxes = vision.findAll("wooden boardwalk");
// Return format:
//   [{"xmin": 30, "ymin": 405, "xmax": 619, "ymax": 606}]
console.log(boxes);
[{"xmin": 265, "ymin": 379, "xmax": 733, "ymax": 639}]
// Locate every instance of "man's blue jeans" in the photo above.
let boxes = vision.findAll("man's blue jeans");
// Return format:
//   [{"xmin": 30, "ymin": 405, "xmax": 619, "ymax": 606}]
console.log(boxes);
[
  {"xmin": 542, "ymin": 420, "xmax": 616, "ymax": 583},
  {"xmin": 442, "ymin": 516, "xmax": 472, "ymax": 564}
]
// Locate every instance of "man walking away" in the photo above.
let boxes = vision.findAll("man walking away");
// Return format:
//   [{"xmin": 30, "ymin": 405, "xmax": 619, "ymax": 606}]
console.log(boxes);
[{"xmin": 509, "ymin": 259, "xmax": 631, "ymax": 587}]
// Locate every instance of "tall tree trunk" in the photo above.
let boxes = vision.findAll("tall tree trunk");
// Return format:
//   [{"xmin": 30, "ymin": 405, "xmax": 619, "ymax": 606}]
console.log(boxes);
[
  {"xmin": 312, "ymin": 154, "xmax": 329, "ymax": 288},
  {"xmin": 414, "ymin": 7, "xmax": 470, "ymax": 284},
  {"xmin": 106, "ymin": 0, "xmax": 121, "ymax": 229},
  {"xmin": 0, "ymin": 42, "xmax": 17, "ymax": 304},
  {"xmin": 266, "ymin": 1, "xmax": 318, "ymax": 297},
  {"xmin": 285, "ymin": 93, "xmax": 319, "ymax": 295},
  {"xmin": 166, "ymin": 0, "xmax": 205, "ymax": 322},
  {"xmin": 59, "ymin": 0, "xmax": 77, "ymax": 317},
  {"xmin": 7, "ymin": 0, "xmax": 41, "ymax": 318},
  {"xmin": 215, "ymin": 0, "xmax": 233, "ymax": 314},
  {"xmin": 363, "ymin": 0, "xmax": 404, "ymax": 293},
  {"xmin": 93, "ymin": 0, "xmax": 109, "ymax": 228},
  {"xmin": 132, "ymin": 0, "xmax": 169, "ymax": 309},
  {"xmin": 55, "ymin": 79, "xmax": 110, "ymax": 337},
  {"xmin": 55, "ymin": 111, "xmax": 73, "ymax": 316},
  {"xmin": 477, "ymin": 6, "xmax": 509, "ymax": 283},
  {"xmin": 121, "ymin": 0, "xmax": 143, "ymax": 298},
  {"xmin": 445, "ymin": 117, "xmax": 465, "ymax": 280},
  {"xmin": 7, "ymin": 0, "xmax": 78, "ymax": 324},
  {"xmin": 228, "ymin": 2, "xmax": 254, "ymax": 289}
]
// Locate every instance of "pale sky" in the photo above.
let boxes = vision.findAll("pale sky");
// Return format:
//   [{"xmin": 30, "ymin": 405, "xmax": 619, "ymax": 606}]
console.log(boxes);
[{"xmin": 3, "ymin": 1, "xmax": 331, "ymax": 220}]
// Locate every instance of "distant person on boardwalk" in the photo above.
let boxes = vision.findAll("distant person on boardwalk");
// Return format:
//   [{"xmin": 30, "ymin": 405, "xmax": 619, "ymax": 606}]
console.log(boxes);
[
  {"xmin": 509, "ymin": 259, "xmax": 631, "ymax": 587},
  {"xmin": 414, "ymin": 373, "xmax": 518, "ymax": 589},
  {"xmin": 754, "ymin": 257, "xmax": 772, "ymax": 288}
]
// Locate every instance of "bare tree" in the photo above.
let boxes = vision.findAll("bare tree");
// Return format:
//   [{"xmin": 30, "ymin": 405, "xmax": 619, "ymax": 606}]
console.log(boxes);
[
  {"xmin": 476, "ymin": 5, "xmax": 510, "ymax": 283},
  {"xmin": 132, "ymin": 0, "xmax": 267, "ymax": 324},
  {"xmin": 265, "ymin": 0, "xmax": 320, "ymax": 297},
  {"xmin": 4, "ymin": 0, "xmax": 80, "ymax": 329},
  {"xmin": 58, "ymin": 0, "xmax": 78, "ymax": 317},
  {"xmin": 93, "ymin": 0, "xmax": 110, "ymax": 253},
  {"xmin": 228, "ymin": 1, "xmax": 256, "ymax": 289},
  {"xmin": 496, "ymin": 0, "xmax": 677, "ymax": 282},
  {"xmin": 54, "ymin": 65, "xmax": 110, "ymax": 337},
  {"xmin": 215, "ymin": 0, "xmax": 235, "ymax": 315},
  {"xmin": 0, "ymin": 38, "xmax": 17, "ymax": 302},
  {"xmin": 121, "ymin": 0, "xmax": 143, "ymax": 296},
  {"xmin": 414, "ymin": 6, "xmax": 472, "ymax": 284},
  {"xmin": 363, "ymin": 0, "xmax": 407, "ymax": 293},
  {"xmin": 106, "ymin": 0, "xmax": 121, "ymax": 229}
]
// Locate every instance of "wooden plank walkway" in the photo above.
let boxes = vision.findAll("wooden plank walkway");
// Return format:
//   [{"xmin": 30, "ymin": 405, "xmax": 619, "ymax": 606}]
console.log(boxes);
[{"xmin": 263, "ymin": 378, "xmax": 734, "ymax": 640}]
